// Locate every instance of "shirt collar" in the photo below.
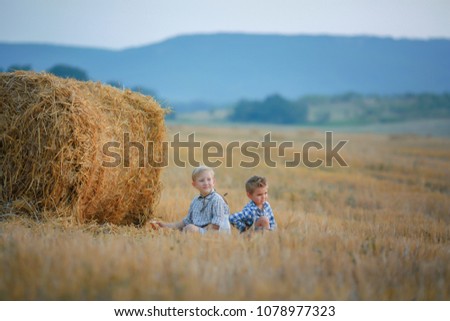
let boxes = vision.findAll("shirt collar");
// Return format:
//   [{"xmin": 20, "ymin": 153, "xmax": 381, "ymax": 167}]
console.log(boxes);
[
  {"xmin": 198, "ymin": 189, "xmax": 216, "ymax": 199},
  {"xmin": 250, "ymin": 200, "xmax": 267, "ymax": 210}
]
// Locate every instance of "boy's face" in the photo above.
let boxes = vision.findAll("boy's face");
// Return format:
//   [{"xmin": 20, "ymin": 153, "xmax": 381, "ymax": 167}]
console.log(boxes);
[
  {"xmin": 247, "ymin": 185, "xmax": 268, "ymax": 208},
  {"xmin": 192, "ymin": 171, "xmax": 215, "ymax": 196}
]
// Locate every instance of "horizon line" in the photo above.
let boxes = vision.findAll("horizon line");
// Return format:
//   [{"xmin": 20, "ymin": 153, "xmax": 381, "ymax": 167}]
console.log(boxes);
[{"xmin": 1, "ymin": 31, "xmax": 449, "ymax": 51}]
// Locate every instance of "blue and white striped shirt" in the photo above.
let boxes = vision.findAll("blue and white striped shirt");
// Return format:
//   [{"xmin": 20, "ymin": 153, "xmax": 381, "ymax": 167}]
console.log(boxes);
[
  {"xmin": 229, "ymin": 201, "xmax": 277, "ymax": 233},
  {"xmin": 182, "ymin": 190, "xmax": 231, "ymax": 232}
]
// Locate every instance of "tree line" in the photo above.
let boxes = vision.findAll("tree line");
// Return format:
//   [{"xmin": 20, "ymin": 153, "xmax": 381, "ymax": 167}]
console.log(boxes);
[
  {"xmin": 228, "ymin": 92, "xmax": 450, "ymax": 125},
  {"xmin": 228, "ymin": 94, "xmax": 308, "ymax": 124},
  {"xmin": 1, "ymin": 64, "xmax": 157, "ymax": 98},
  {"xmin": 2, "ymin": 64, "xmax": 89, "ymax": 80}
]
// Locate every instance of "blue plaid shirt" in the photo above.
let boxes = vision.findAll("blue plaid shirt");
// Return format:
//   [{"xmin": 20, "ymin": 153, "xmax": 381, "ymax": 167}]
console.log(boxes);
[
  {"xmin": 183, "ymin": 190, "xmax": 230, "ymax": 232},
  {"xmin": 229, "ymin": 201, "xmax": 277, "ymax": 233}
]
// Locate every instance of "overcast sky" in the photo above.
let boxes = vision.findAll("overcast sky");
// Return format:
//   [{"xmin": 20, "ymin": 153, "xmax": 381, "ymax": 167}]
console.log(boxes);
[{"xmin": 1, "ymin": 0, "xmax": 450, "ymax": 50}]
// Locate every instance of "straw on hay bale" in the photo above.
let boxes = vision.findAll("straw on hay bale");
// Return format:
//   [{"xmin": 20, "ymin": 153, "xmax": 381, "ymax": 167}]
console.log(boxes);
[{"xmin": 0, "ymin": 71, "xmax": 166, "ymax": 225}]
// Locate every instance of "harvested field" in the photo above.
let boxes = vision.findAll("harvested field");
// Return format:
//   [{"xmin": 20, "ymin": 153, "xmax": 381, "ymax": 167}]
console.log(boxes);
[{"xmin": 1, "ymin": 123, "xmax": 449, "ymax": 300}]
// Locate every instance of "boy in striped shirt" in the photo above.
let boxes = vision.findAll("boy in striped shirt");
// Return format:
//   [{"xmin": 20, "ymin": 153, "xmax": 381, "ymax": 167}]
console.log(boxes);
[{"xmin": 229, "ymin": 176, "xmax": 277, "ymax": 233}]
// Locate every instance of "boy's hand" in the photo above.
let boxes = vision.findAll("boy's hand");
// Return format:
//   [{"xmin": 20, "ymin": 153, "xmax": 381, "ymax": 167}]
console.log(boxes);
[
  {"xmin": 157, "ymin": 222, "xmax": 167, "ymax": 228},
  {"xmin": 205, "ymin": 224, "xmax": 220, "ymax": 231},
  {"xmin": 151, "ymin": 221, "xmax": 186, "ymax": 230},
  {"xmin": 148, "ymin": 221, "xmax": 165, "ymax": 230}
]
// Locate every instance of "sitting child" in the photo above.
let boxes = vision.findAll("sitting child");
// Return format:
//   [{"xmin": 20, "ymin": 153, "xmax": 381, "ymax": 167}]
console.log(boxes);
[
  {"xmin": 229, "ymin": 175, "xmax": 277, "ymax": 233},
  {"xmin": 157, "ymin": 166, "xmax": 230, "ymax": 234}
]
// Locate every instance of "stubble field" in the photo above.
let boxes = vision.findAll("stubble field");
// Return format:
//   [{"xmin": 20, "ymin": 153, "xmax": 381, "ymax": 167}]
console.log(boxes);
[{"xmin": 1, "ymin": 124, "xmax": 449, "ymax": 300}]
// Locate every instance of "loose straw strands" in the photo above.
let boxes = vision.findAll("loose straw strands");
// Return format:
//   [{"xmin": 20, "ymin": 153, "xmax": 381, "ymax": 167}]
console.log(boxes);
[{"xmin": 1, "ymin": 71, "xmax": 166, "ymax": 225}]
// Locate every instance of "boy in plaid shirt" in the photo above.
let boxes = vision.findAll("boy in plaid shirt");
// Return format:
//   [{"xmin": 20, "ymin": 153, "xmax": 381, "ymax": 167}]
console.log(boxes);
[
  {"xmin": 156, "ymin": 166, "xmax": 230, "ymax": 234},
  {"xmin": 229, "ymin": 176, "xmax": 277, "ymax": 233}
]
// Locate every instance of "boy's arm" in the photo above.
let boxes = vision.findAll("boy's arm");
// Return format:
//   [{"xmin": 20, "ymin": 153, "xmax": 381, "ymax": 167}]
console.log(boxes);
[
  {"xmin": 157, "ymin": 202, "xmax": 193, "ymax": 230},
  {"xmin": 209, "ymin": 197, "xmax": 228, "ymax": 230},
  {"xmin": 229, "ymin": 205, "xmax": 254, "ymax": 233},
  {"xmin": 266, "ymin": 203, "xmax": 277, "ymax": 230},
  {"xmin": 229, "ymin": 212, "xmax": 246, "ymax": 232},
  {"xmin": 157, "ymin": 221, "xmax": 186, "ymax": 230}
]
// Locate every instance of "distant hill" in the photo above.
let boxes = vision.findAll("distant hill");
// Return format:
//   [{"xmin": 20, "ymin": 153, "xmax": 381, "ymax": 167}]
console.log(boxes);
[{"xmin": 1, "ymin": 34, "xmax": 450, "ymax": 104}]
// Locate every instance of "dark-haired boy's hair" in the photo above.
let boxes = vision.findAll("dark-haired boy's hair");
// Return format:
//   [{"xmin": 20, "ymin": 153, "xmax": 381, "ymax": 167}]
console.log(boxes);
[{"xmin": 245, "ymin": 176, "xmax": 267, "ymax": 194}]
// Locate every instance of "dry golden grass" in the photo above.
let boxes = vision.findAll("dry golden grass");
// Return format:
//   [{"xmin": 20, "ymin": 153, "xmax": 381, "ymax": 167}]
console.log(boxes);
[{"xmin": 0, "ymin": 125, "xmax": 449, "ymax": 300}]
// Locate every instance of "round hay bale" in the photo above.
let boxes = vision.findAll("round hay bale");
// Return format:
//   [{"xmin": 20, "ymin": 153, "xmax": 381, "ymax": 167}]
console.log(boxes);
[{"xmin": 0, "ymin": 71, "xmax": 166, "ymax": 225}]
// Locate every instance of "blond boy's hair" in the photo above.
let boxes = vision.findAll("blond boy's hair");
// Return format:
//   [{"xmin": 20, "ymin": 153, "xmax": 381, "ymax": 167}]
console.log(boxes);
[
  {"xmin": 245, "ymin": 176, "xmax": 267, "ymax": 194},
  {"xmin": 192, "ymin": 165, "xmax": 215, "ymax": 181}
]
